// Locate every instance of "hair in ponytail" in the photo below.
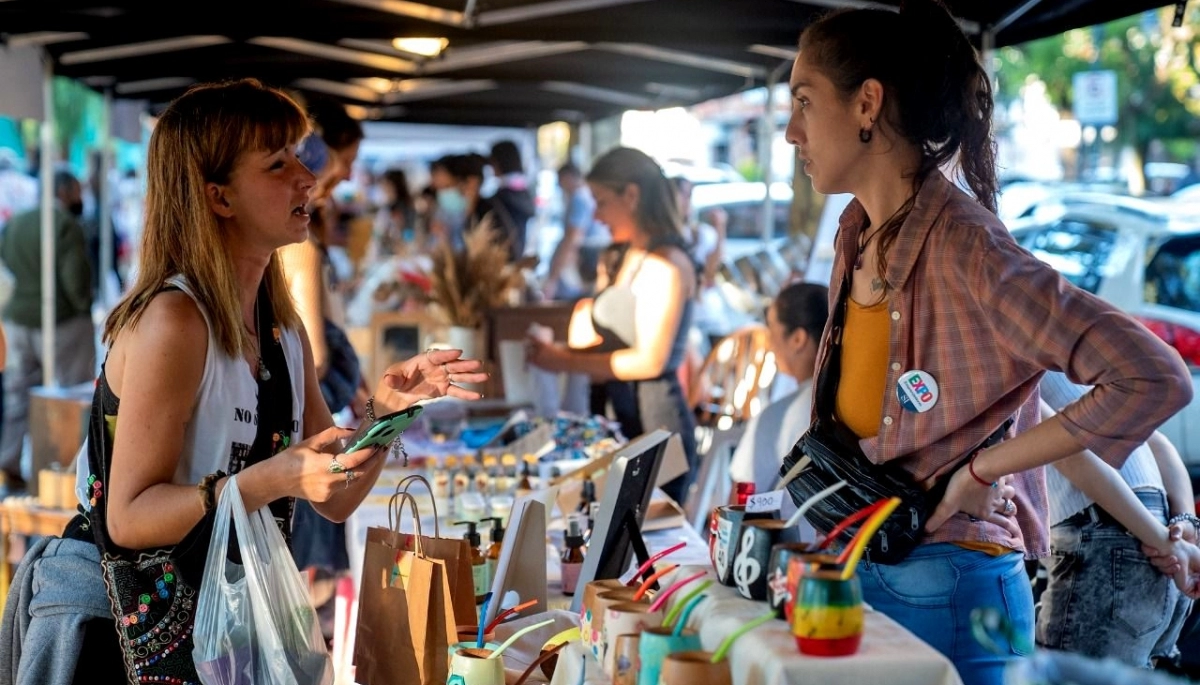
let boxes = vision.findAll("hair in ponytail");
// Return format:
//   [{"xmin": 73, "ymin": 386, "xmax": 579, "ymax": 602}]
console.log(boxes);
[{"xmin": 798, "ymin": 0, "xmax": 997, "ymax": 272}]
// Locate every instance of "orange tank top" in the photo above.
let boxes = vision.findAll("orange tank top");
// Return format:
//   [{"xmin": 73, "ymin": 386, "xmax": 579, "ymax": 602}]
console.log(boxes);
[{"xmin": 835, "ymin": 297, "xmax": 891, "ymax": 438}]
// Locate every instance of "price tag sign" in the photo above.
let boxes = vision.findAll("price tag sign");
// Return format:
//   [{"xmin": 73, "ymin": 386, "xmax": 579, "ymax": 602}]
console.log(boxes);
[{"xmin": 745, "ymin": 489, "xmax": 785, "ymax": 514}]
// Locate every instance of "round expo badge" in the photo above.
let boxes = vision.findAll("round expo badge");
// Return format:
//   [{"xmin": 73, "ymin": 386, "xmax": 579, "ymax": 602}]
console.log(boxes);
[{"xmin": 896, "ymin": 370, "xmax": 939, "ymax": 413}]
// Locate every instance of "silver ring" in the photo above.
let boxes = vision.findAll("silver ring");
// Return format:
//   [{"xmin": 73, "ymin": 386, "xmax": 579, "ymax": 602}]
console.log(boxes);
[
  {"xmin": 1003, "ymin": 498, "xmax": 1015, "ymax": 515},
  {"xmin": 327, "ymin": 457, "xmax": 346, "ymax": 474},
  {"xmin": 345, "ymin": 469, "xmax": 357, "ymax": 487}
]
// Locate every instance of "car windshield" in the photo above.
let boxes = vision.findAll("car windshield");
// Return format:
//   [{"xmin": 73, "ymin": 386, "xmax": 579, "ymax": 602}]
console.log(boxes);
[{"xmin": 1145, "ymin": 233, "xmax": 1200, "ymax": 313}]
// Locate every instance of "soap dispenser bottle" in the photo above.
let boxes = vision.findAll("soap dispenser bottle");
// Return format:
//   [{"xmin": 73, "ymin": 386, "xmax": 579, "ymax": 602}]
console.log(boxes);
[
  {"xmin": 561, "ymin": 515, "xmax": 587, "ymax": 596},
  {"xmin": 456, "ymin": 520, "xmax": 489, "ymax": 603},
  {"xmin": 481, "ymin": 516, "xmax": 505, "ymax": 585}
]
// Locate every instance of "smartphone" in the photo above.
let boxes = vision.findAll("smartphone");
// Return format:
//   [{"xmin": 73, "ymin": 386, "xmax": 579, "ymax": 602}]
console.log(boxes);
[{"xmin": 342, "ymin": 405, "xmax": 424, "ymax": 453}]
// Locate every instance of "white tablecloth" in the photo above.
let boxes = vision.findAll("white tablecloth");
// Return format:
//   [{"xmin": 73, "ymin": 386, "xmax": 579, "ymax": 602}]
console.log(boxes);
[{"xmin": 548, "ymin": 565, "xmax": 965, "ymax": 685}]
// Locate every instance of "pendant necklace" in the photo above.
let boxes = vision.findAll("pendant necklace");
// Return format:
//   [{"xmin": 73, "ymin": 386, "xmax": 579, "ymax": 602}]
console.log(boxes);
[
  {"xmin": 251, "ymin": 298, "xmax": 271, "ymax": 382},
  {"xmin": 854, "ymin": 222, "xmax": 881, "ymax": 271}
]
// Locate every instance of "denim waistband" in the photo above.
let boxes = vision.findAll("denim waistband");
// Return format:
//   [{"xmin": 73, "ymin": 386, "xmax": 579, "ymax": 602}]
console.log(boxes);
[{"xmin": 1059, "ymin": 489, "xmax": 1167, "ymax": 531}]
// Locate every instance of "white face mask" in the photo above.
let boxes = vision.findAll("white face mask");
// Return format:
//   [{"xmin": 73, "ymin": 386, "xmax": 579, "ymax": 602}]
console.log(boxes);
[{"xmin": 437, "ymin": 187, "xmax": 468, "ymax": 217}]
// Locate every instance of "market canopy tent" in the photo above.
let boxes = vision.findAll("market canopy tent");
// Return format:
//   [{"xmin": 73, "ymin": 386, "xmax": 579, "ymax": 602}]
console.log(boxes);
[
  {"xmin": 0, "ymin": 0, "xmax": 1184, "ymax": 387},
  {"xmin": 0, "ymin": 0, "xmax": 1185, "ymax": 126}
]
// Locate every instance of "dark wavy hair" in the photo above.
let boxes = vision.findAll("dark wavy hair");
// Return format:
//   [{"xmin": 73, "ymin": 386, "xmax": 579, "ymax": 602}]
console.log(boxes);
[
  {"xmin": 799, "ymin": 0, "xmax": 997, "ymax": 274},
  {"xmin": 774, "ymin": 281, "xmax": 830, "ymax": 344},
  {"xmin": 586, "ymin": 146, "xmax": 684, "ymax": 249}
]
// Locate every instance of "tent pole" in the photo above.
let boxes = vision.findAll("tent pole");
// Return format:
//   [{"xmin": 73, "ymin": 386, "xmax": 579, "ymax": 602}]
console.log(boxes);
[
  {"xmin": 99, "ymin": 88, "xmax": 115, "ymax": 310},
  {"xmin": 759, "ymin": 61, "xmax": 789, "ymax": 245},
  {"xmin": 38, "ymin": 53, "xmax": 57, "ymax": 389}
]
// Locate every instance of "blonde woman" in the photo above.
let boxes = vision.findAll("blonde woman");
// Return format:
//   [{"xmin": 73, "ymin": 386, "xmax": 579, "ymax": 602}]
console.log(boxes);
[{"xmin": 24, "ymin": 79, "xmax": 485, "ymax": 682}]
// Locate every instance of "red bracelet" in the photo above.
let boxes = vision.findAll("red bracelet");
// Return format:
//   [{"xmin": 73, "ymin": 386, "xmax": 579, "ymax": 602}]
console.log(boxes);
[{"xmin": 968, "ymin": 453, "xmax": 997, "ymax": 488}]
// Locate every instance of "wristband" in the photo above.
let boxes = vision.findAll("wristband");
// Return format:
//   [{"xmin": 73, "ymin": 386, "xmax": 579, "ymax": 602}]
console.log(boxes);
[
  {"xmin": 1167, "ymin": 512, "xmax": 1200, "ymax": 530},
  {"xmin": 197, "ymin": 470, "xmax": 227, "ymax": 513},
  {"xmin": 364, "ymin": 396, "xmax": 376, "ymax": 421},
  {"xmin": 968, "ymin": 452, "xmax": 997, "ymax": 488}
]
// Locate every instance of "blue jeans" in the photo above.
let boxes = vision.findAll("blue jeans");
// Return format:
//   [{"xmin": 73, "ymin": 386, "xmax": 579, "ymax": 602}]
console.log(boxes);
[
  {"xmin": 858, "ymin": 543, "xmax": 1033, "ymax": 685},
  {"xmin": 1036, "ymin": 490, "xmax": 1193, "ymax": 668}
]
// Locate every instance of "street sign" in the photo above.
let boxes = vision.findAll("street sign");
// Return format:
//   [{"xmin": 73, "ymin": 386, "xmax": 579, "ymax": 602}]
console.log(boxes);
[{"xmin": 1072, "ymin": 70, "xmax": 1118, "ymax": 126}]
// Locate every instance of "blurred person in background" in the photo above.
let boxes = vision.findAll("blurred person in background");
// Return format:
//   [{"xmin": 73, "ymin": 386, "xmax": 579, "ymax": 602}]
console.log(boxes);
[
  {"xmin": 487, "ymin": 140, "xmax": 536, "ymax": 262},
  {"xmin": 671, "ymin": 176, "xmax": 726, "ymax": 290},
  {"xmin": 543, "ymin": 162, "xmax": 608, "ymax": 300},
  {"xmin": 373, "ymin": 168, "xmax": 417, "ymax": 255},
  {"xmin": 0, "ymin": 168, "xmax": 95, "ymax": 498},
  {"xmin": 277, "ymin": 98, "xmax": 369, "ymax": 645},
  {"xmin": 428, "ymin": 155, "xmax": 468, "ymax": 252},
  {"xmin": 728, "ymin": 281, "xmax": 828, "ymax": 495},
  {"xmin": 0, "ymin": 148, "xmax": 37, "ymax": 232},
  {"xmin": 527, "ymin": 147, "xmax": 698, "ymax": 503}
]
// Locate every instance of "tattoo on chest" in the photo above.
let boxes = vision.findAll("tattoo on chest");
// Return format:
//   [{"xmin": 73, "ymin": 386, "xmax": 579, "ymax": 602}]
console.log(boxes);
[{"xmin": 871, "ymin": 278, "xmax": 884, "ymax": 293}]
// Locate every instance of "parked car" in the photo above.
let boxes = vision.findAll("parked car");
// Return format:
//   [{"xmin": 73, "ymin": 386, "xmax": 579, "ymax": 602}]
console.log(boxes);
[
  {"xmin": 1007, "ymin": 193, "xmax": 1200, "ymax": 486},
  {"xmin": 689, "ymin": 181, "xmax": 794, "ymax": 261}
]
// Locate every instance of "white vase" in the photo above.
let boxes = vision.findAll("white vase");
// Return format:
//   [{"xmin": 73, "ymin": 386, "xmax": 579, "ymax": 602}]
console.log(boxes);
[{"xmin": 446, "ymin": 325, "xmax": 483, "ymax": 361}]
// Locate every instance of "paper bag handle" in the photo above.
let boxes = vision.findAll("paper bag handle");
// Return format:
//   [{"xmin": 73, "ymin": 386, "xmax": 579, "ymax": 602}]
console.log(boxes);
[
  {"xmin": 387, "ymin": 491, "xmax": 425, "ymax": 557},
  {"xmin": 392, "ymin": 473, "xmax": 441, "ymax": 537}
]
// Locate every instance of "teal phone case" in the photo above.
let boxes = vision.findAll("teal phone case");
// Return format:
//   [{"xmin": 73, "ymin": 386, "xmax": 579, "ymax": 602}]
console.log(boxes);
[{"xmin": 344, "ymin": 406, "xmax": 423, "ymax": 452}]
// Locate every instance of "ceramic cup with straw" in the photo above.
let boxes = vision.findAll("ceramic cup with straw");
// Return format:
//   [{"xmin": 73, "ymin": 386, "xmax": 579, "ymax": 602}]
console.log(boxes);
[
  {"xmin": 637, "ymin": 592, "xmax": 707, "ymax": 685},
  {"xmin": 601, "ymin": 601, "xmax": 663, "ymax": 676},
  {"xmin": 766, "ymin": 543, "xmax": 816, "ymax": 619},
  {"xmin": 791, "ymin": 568, "xmax": 864, "ymax": 656},
  {"xmin": 580, "ymin": 579, "xmax": 627, "ymax": 651},
  {"xmin": 758, "ymin": 479, "xmax": 844, "ymax": 609},
  {"xmin": 588, "ymin": 564, "xmax": 677, "ymax": 660},
  {"xmin": 447, "ymin": 618, "xmax": 556, "ymax": 685},
  {"xmin": 730, "ymin": 519, "xmax": 792, "ymax": 601},
  {"xmin": 658, "ymin": 610, "xmax": 776, "ymax": 685},
  {"xmin": 611, "ymin": 633, "xmax": 641, "ymax": 685},
  {"xmin": 712, "ymin": 505, "xmax": 775, "ymax": 586},
  {"xmin": 580, "ymin": 541, "xmax": 688, "ymax": 652}
]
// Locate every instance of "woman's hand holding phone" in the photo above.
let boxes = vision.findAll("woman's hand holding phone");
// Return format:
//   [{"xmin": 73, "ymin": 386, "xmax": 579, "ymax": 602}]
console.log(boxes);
[{"xmin": 274, "ymin": 426, "xmax": 381, "ymax": 504}]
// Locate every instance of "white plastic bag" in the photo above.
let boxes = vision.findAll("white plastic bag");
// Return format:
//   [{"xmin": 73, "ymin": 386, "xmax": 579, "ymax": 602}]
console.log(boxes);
[{"xmin": 193, "ymin": 475, "xmax": 333, "ymax": 685}]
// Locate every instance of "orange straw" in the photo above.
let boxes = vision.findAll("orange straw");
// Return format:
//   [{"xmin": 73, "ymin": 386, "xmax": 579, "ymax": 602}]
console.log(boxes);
[
  {"xmin": 633, "ymin": 563, "xmax": 679, "ymax": 601},
  {"xmin": 836, "ymin": 497, "xmax": 901, "ymax": 579},
  {"xmin": 484, "ymin": 598, "xmax": 539, "ymax": 635}
]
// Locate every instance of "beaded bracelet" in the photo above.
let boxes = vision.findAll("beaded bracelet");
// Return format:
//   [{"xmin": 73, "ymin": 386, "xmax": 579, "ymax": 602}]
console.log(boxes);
[
  {"xmin": 1167, "ymin": 512, "xmax": 1200, "ymax": 531},
  {"xmin": 197, "ymin": 470, "xmax": 227, "ymax": 513}
]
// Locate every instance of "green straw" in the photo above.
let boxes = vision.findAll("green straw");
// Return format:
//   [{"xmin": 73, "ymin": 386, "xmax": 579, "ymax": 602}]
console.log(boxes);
[
  {"xmin": 662, "ymin": 580, "xmax": 712, "ymax": 627},
  {"xmin": 710, "ymin": 610, "xmax": 777, "ymax": 663}
]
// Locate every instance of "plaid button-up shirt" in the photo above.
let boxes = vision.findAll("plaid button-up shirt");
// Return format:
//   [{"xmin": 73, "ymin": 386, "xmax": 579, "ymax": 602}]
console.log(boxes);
[{"xmin": 818, "ymin": 172, "xmax": 1192, "ymax": 558}]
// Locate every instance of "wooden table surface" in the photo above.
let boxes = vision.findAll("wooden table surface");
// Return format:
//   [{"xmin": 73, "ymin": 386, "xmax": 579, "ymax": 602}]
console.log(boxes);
[{"xmin": 0, "ymin": 500, "xmax": 78, "ymax": 613}]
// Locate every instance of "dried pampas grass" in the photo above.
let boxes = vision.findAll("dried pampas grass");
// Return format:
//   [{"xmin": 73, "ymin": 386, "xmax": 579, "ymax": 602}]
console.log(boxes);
[{"xmin": 430, "ymin": 221, "xmax": 525, "ymax": 328}]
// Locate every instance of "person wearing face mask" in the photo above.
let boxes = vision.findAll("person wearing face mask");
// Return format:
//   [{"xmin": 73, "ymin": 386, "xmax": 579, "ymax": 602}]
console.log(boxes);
[
  {"xmin": 0, "ymin": 168, "xmax": 96, "ymax": 497},
  {"xmin": 429, "ymin": 155, "xmax": 470, "ymax": 252}
]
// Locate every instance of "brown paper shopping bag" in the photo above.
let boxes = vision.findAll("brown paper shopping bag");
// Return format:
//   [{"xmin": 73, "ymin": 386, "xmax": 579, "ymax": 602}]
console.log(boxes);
[
  {"xmin": 355, "ymin": 493, "xmax": 457, "ymax": 685},
  {"xmin": 386, "ymin": 474, "xmax": 478, "ymax": 627}
]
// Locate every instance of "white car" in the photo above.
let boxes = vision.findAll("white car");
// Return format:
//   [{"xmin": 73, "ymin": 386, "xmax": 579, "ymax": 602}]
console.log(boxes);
[{"xmin": 1008, "ymin": 193, "xmax": 1200, "ymax": 472}]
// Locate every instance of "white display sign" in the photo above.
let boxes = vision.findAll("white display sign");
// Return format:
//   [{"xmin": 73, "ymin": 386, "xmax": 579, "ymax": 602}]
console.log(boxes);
[{"xmin": 1072, "ymin": 70, "xmax": 1118, "ymax": 126}]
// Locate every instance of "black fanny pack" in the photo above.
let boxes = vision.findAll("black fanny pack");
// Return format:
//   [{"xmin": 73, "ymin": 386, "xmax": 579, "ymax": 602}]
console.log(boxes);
[
  {"xmin": 780, "ymin": 417, "xmax": 1009, "ymax": 565},
  {"xmin": 780, "ymin": 270, "xmax": 1010, "ymax": 565}
]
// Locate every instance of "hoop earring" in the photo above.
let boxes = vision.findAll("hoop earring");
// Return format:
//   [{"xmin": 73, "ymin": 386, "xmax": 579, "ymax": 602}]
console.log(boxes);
[{"xmin": 859, "ymin": 127, "xmax": 873, "ymax": 144}]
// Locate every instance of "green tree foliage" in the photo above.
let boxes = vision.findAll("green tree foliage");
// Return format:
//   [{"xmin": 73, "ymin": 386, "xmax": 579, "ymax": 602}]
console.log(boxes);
[{"xmin": 995, "ymin": 7, "xmax": 1200, "ymax": 159}]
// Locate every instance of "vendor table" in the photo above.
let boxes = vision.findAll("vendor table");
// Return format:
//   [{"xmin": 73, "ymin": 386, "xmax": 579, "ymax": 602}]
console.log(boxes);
[
  {"xmin": 549, "ymin": 564, "xmax": 965, "ymax": 685},
  {"xmin": 0, "ymin": 499, "xmax": 77, "ymax": 613}
]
